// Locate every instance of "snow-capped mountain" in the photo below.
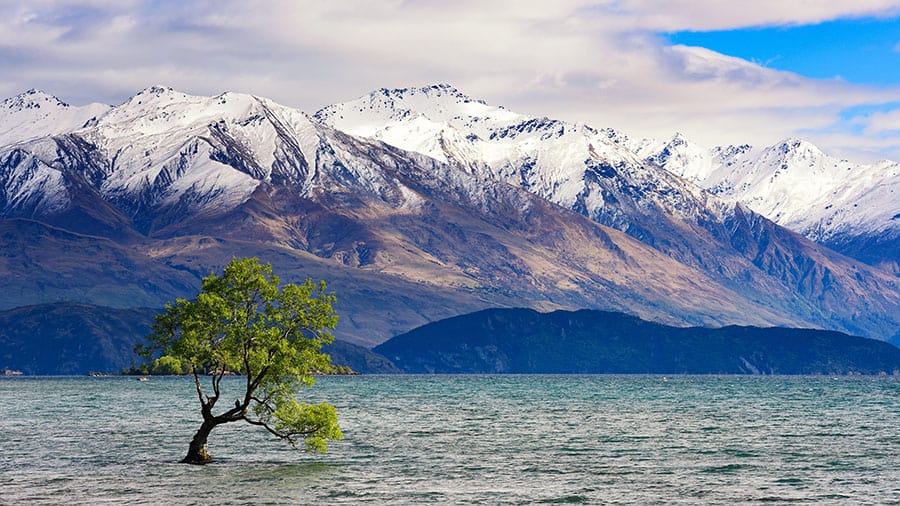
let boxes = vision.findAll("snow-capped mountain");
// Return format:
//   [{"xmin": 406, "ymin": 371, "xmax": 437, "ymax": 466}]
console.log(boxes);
[
  {"xmin": 0, "ymin": 89, "xmax": 110, "ymax": 147},
  {"xmin": 316, "ymin": 85, "xmax": 899, "ymax": 276},
  {"xmin": 316, "ymin": 84, "xmax": 775, "ymax": 285},
  {"xmin": 639, "ymin": 134, "xmax": 900, "ymax": 273},
  {"xmin": 1, "ymin": 86, "xmax": 314, "ymax": 228},
  {"xmin": 0, "ymin": 85, "xmax": 898, "ymax": 344},
  {"xmin": 312, "ymin": 84, "xmax": 900, "ymax": 340},
  {"xmin": 2, "ymin": 85, "xmax": 434, "ymax": 235}
]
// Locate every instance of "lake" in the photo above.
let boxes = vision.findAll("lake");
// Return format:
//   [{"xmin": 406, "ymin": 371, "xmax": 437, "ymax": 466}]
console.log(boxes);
[{"xmin": 1, "ymin": 375, "xmax": 899, "ymax": 504}]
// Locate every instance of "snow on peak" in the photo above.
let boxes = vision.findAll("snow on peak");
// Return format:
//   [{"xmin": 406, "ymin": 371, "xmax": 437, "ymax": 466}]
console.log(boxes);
[
  {"xmin": 381, "ymin": 83, "xmax": 480, "ymax": 103},
  {"xmin": 121, "ymin": 85, "xmax": 193, "ymax": 108},
  {"xmin": 315, "ymin": 83, "xmax": 717, "ymax": 232},
  {"xmin": 80, "ymin": 87, "xmax": 333, "ymax": 215},
  {"xmin": 642, "ymin": 133, "xmax": 899, "ymax": 242},
  {"xmin": 712, "ymin": 144, "xmax": 753, "ymax": 160},
  {"xmin": 314, "ymin": 83, "xmax": 525, "ymax": 144},
  {"xmin": 368, "ymin": 83, "xmax": 486, "ymax": 111},
  {"xmin": 314, "ymin": 83, "xmax": 633, "ymax": 170},
  {"xmin": 668, "ymin": 131, "xmax": 689, "ymax": 145},
  {"xmin": 2, "ymin": 89, "xmax": 70, "ymax": 111},
  {"xmin": 136, "ymin": 84, "xmax": 176, "ymax": 96},
  {"xmin": 0, "ymin": 89, "xmax": 111, "ymax": 146},
  {"xmin": 769, "ymin": 137, "xmax": 821, "ymax": 156},
  {"xmin": 596, "ymin": 126, "xmax": 629, "ymax": 145},
  {"xmin": 101, "ymin": 87, "xmax": 275, "ymax": 138},
  {"xmin": 636, "ymin": 132, "xmax": 714, "ymax": 183}
]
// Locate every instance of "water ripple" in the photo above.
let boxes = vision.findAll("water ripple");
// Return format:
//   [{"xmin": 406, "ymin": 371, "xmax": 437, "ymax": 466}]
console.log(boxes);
[{"xmin": 1, "ymin": 375, "xmax": 899, "ymax": 504}]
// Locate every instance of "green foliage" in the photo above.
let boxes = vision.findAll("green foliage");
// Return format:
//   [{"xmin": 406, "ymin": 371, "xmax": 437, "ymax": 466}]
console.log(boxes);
[
  {"xmin": 123, "ymin": 355, "xmax": 190, "ymax": 376},
  {"xmin": 151, "ymin": 355, "xmax": 191, "ymax": 375},
  {"xmin": 140, "ymin": 257, "xmax": 343, "ymax": 457},
  {"xmin": 256, "ymin": 392, "xmax": 343, "ymax": 452},
  {"xmin": 325, "ymin": 364, "xmax": 355, "ymax": 375}
]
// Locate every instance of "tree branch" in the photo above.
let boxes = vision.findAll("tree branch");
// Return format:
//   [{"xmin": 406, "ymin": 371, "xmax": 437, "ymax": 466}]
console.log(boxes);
[
  {"xmin": 250, "ymin": 395, "xmax": 276, "ymax": 414},
  {"xmin": 217, "ymin": 405, "xmax": 247, "ymax": 422},
  {"xmin": 192, "ymin": 368, "xmax": 206, "ymax": 408},
  {"xmin": 243, "ymin": 417, "xmax": 318, "ymax": 445},
  {"xmin": 243, "ymin": 337, "xmax": 253, "ymax": 406},
  {"xmin": 249, "ymin": 365, "xmax": 270, "ymax": 393}
]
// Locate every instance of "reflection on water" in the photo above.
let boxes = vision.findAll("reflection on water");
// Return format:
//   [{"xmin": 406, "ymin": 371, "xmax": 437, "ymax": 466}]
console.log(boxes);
[{"xmin": 1, "ymin": 375, "xmax": 899, "ymax": 504}]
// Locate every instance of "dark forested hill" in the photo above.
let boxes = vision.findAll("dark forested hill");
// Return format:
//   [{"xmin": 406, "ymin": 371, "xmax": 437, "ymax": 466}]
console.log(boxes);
[
  {"xmin": 0, "ymin": 302, "xmax": 397, "ymax": 374},
  {"xmin": 374, "ymin": 308, "xmax": 900, "ymax": 375}
]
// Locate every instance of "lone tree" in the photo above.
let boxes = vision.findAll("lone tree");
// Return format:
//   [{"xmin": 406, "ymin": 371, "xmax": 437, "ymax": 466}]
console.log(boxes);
[{"xmin": 140, "ymin": 257, "xmax": 343, "ymax": 464}]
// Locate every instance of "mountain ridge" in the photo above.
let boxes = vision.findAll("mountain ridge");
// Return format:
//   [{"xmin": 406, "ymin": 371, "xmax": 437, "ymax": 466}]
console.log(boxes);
[{"xmin": 0, "ymin": 89, "xmax": 110, "ymax": 147}]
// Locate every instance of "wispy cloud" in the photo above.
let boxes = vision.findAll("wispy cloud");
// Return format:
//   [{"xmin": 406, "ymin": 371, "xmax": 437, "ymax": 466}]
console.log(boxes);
[
  {"xmin": 588, "ymin": 0, "xmax": 900, "ymax": 31},
  {"xmin": 859, "ymin": 108, "xmax": 900, "ymax": 134},
  {"xmin": 2, "ymin": 0, "xmax": 900, "ymax": 161}
]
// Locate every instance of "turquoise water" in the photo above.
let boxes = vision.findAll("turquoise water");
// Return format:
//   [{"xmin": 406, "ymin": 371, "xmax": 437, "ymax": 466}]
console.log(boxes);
[{"xmin": 1, "ymin": 375, "xmax": 899, "ymax": 505}]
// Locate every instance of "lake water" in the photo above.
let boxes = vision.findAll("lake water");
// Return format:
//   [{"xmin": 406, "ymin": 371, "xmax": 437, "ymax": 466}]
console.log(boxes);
[{"xmin": 1, "ymin": 375, "xmax": 899, "ymax": 505}]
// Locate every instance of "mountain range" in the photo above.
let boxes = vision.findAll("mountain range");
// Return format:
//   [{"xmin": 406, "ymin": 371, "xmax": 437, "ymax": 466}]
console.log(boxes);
[
  {"xmin": 0, "ymin": 84, "xmax": 897, "ymax": 348},
  {"xmin": 314, "ymin": 84, "xmax": 898, "ymax": 276}
]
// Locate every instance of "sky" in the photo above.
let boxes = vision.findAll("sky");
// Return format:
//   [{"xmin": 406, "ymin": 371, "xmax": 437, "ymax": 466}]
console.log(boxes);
[{"xmin": 3, "ymin": 0, "xmax": 900, "ymax": 162}]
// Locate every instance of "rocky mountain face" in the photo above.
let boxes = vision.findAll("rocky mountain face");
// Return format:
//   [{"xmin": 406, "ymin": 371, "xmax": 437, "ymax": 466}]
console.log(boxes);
[
  {"xmin": 0, "ymin": 85, "xmax": 898, "ymax": 345},
  {"xmin": 637, "ymin": 133, "xmax": 900, "ymax": 275}
]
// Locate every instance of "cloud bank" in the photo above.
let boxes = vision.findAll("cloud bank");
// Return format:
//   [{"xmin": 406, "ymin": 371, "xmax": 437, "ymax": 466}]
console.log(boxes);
[{"xmin": 3, "ymin": 0, "xmax": 900, "ymax": 161}]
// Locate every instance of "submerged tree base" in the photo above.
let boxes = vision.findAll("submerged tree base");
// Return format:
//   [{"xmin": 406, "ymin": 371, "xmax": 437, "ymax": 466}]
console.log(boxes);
[
  {"xmin": 182, "ymin": 452, "xmax": 212, "ymax": 465},
  {"xmin": 182, "ymin": 444, "xmax": 212, "ymax": 465},
  {"xmin": 182, "ymin": 426, "xmax": 213, "ymax": 465}
]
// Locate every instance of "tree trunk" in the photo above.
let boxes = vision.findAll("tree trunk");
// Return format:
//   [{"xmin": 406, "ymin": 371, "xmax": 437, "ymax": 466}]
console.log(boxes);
[{"xmin": 182, "ymin": 420, "xmax": 216, "ymax": 464}]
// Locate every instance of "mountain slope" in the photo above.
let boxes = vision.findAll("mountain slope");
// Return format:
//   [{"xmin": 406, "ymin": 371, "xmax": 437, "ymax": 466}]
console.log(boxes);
[
  {"xmin": 0, "ymin": 303, "xmax": 157, "ymax": 375},
  {"xmin": 375, "ymin": 308, "xmax": 900, "ymax": 374},
  {"xmin": 0, "ymin": 217, "xmax": 503, "ymax": 346}
]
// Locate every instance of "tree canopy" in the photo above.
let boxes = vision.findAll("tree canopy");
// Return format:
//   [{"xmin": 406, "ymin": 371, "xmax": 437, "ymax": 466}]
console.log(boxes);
[{"xmin": 140, "ymin": 257, "xmax": 343, "ymax": 464}]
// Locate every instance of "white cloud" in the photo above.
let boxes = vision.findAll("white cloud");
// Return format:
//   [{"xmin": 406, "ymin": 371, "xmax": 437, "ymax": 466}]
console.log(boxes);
[
  {"xmin": 591, "ymin": 0, "xmax": 900, "ymax": 31},
  {"xmin": 803, "ymin": 131, "xmax": 900, "ymax": 162},
  {"xmin": 2, "ymin": 0, "xmax": 900, "ymax": 161},
  {"xmin": 860, "ymin": 108, "xmax": 900, "ymax": 134}
]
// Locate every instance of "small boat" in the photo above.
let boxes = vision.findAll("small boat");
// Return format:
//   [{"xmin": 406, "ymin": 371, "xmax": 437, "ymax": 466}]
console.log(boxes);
[{"xmin": 137, "ymin": 376, "xmax": 150, "ymax": 382}]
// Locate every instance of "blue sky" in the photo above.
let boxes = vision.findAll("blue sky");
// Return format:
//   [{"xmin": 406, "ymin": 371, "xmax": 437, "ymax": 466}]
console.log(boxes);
[
  {"xmin": 666, "ymin": 14, "xmax": 900, "ymax": 151},
  {"xmin": 3, "ymin": 1, "xmax": 900, "ymax": 162},
  {"xmin": 667, "ymin": 17, "xmax": 900, "ymax": 85}
]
